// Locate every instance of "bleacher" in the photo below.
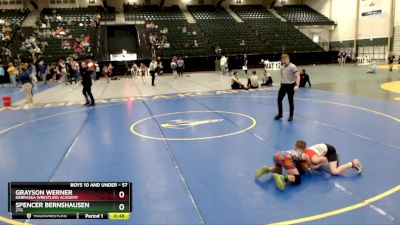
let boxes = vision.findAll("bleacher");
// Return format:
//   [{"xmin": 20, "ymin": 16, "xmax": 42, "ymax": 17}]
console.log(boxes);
[
  {"xmin": 230, "ymin": 5, "xmax": 323, "ymax": 53},
  {"xmin": 32, "ymin": 7, "xmax": 100, "ymax": 63},
  {"xmin": 41, "ymin": 7, "xmax": 115, "ymax": 23},
  {"xmin": 124, "ymin": 5, "xmax": 186, "ymax": 21},
  {"xmin": 275, "ymin": 5, "xmax": 335, "ymax": 25},
  {"xmin": 188, "ymin": 5, "xmax": 269, "ymax": 55},
  {"xmin": 125, "ymin": 5, "xmax": 212, "ymax": 58},
  {"xmin": 0, "ymin": 9, "xmax": 30, "ymax": 52}
]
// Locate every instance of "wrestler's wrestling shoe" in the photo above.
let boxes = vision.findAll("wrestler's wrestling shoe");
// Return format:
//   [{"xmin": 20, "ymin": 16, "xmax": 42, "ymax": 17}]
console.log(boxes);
[
  {"xmin": 272, "ymin": 173, "xmax": 286, "ymax": 191},
  {"xmin": 255, "ymin": 166, "xmax": 270, "ymax": 179},
  {"xmin": 352, "ymin": 159, "xmax": 363, "ymax": 175}
]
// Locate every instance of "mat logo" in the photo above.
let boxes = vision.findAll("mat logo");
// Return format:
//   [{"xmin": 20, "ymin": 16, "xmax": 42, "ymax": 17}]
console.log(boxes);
[{"xmin": 161, "ymin": 119, "xmax": 224, "ymax": 129}]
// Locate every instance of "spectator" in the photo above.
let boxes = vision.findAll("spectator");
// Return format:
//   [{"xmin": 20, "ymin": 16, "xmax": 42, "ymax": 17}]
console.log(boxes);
[
  {"xmin": 102, "ymin": 65, "xmax": 110, "ymax": 83},
  {"xmin": 388, "ymin": 52, "xmax": 395, "ymax": 72},
  {"xmin": 0, "ymin": 62, "xmax": 4, "ymax": 84},
  {"xmin": 171, "ymin": 57, "xmax": 177, "ymax": 79},
  {"xmin": 38, "ymin": 61, "xmax": 47, "ymax": 84},
  {"xmin": 247, "ymin": 71, "xmax": 259, "ymax": 89},
  {"xmin": 156, "ymin": 56, "xmax": 163, "ymax": 76},
  {"xmin": 29, "ymin": 61, "xmax": 38, "ymax": 87},
  {"xmin": 7, "ymin": 63, "xmax": 18, "ymax": 87},
  {"xmin": 94, "ymin": 60, "xmax": 100, "ymax": 80},
  {"xmin": 367, "ymin": 61, "xmax": 377, "ymax": 74},
  {"xmin": 64, "ymin": 40, "xmax": 71, "ymax": 50},
  {"xmin": 177, "ymin": 58, "xmax": 185, "ymax": 77},
  {"xmin": 261, "ymin": 69, "xmax": 273, "ymax": 87},
  {"xmin": 20, "ymin": 66, "xmax": 33, "ymax": 108},
  {"xmin": 107, "ymin": 63, "xmax": 113, "ymax": 77},
  {"xmin": 299, "ymin": 69, "xmax": 311, "ymax": 88},
  {"xmin": 243, "ymin": 54, "xmax": 248, "ymax": 75},
  {"xmin": 219, "ymin": 55, "xmax": 227, "ymax": 76},
  {"xmin": 139, "ymin": 63, "xmax": 148, "ymax": 84},
  {"xmin": 87, "ymin": 59, "xmax": 96, "ymax": 79},
  {"xmin": 58, "ymin": 60, "xmax": 68, "ymax": 85},
  {"xmin": 131, "ymin": 63, "xmax": 139, "ymax": 78},
  {"xmin": 231, "ymin": 71, "xmax": 246, "ymax": 89}
]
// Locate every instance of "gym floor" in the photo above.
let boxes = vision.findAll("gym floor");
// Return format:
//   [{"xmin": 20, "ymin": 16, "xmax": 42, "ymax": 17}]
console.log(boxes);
[{"xmin": 0, "ymin": 64, "xmax": 399, "ymax": 225}]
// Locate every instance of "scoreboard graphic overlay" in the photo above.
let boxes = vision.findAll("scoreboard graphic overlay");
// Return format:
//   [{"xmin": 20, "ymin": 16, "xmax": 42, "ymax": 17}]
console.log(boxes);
[{"xmin": 9, "ymin": 182, "xmax": 132, "ymax": 220}]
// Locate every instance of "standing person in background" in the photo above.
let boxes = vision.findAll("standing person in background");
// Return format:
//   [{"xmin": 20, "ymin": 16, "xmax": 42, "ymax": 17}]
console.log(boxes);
[
  {"xmin": 70, "ymin": 59, "xmax": 80, "ymax": 84},
  {"xmin": 80, "ymin": 62, "xmax": 95, "ymax": 106},
  {"xmin": 59, "ymin": 60, "xmax": 68, "ymax": 85},
  {"xmin": 29, "ymin": 61, "xmax": 37, "ymax": 87},
  {"xmin": 94, "ymin": 60, "xmax": 100, "ymax": 80},
  {"xmin": 102, "ymin": 65, "xmax": 110, "ymax": 83},
  {"xmin": 87, "ymin": 59, "xmax": 96, "ymax": 80},
  {"xmin": 156, "ymin": 56, "xmax": 163, "ymax": 76},
  {"xmin": 19, "ymin": 66, "xmax": 33, "ymax": 108},
  {"xmin": 107, "ymin": 63, "xmax": 114, "ymax": 78},
  {"xmin": 388, "ymin": 52, "xmax": 395, "ymax": 72},
  {"xmin": 171, "ymin": 57, "xmax": 178, "ymax": 79},
  {"xmin": 177, "ymin": 57, "xmax": 185, "ymax": 77},
  {"xmin": 220, "ymin": 56, "xmax": 227, "ymax": 75},
  {"xmin": 242, "ymin": 54, "xmax": 248, "ymax": 75},
  {"xmin": 299, "ymin": 69, "xmax": 311, "ymax": 88},
  {"xmin": 139, "ymin": 63, "xmax": 148, "ymax": 84},
  {"xmin": 149, "ymin": 58, "xmax": 158, "ymax": 86},
  {"xmin": 275, "ymin": 54, "xmax": 300, "ymax": 122},
  {"xmin": 0, "ymin": 62, "xmax": 5, "ymax": 85},
  {"xmin": 338, "ymin": 51, "xmax": 344, "ymax": 66},
  {"xmin": 38, "ymin": 61, "xmax": 47, "ymax": 84},
  {"xmin": 7, "ymin": 63, "xmax": 18, "ymax": 87},
  {"xmin": 342, "ymin": 51, "xmax": 347, "ymax": 66}
]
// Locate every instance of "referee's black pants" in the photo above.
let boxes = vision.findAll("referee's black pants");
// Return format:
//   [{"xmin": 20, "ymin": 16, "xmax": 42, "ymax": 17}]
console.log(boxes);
[{"xmin": 277, "ymin": 83, "xmax": 295, "ymax": 117}]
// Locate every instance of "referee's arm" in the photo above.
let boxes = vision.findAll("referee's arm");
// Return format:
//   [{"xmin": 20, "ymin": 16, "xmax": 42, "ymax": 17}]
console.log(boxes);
[{"xmin": 294, "ymin": 71, "xmax": 300, "ymax": 91}]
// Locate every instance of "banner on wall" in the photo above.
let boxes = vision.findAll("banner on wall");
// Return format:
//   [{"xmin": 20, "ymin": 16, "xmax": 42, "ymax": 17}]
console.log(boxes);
[
  {"xmin": 110, "ymin": 53, "xmax": 137, "ymax": 61},
  {"xmin": 360, "ymin": 0, "xmax": 383, "ymax": 17},
  {"xmin": 357, "ymin": 56, "xmax": 372, "ymax": 65},
  {"xmin": 263, "ymin": 61, "xmax": 282, "ymax": 70}
]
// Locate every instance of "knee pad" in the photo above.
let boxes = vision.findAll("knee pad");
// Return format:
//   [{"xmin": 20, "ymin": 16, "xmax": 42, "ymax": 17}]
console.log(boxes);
[{"xmin": 292, "ymin": 175, "xmax": 301, "ymax": 185}]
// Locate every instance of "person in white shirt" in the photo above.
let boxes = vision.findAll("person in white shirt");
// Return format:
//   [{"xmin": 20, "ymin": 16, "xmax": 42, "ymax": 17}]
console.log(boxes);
[
  {"xmin": 170, "ymin": 57, "xmax": 177, "ymax": 79},
  {"xmin": 247, "ymin": 71, "xmax": 259, "ymax": 89},
  {"xmin": 302, "ymin": 143, "xmax": 363, "ymax": 175},
  {"xmin": 367, "ymin": 61, "xmax": 377, "ymax": 74},
  {"xmin": 131, "ymin": 63, "xmax": 139, "ymax": 78},
  {"xmin": 220, "ymin": 56, "xmax": 227, "ymax": 76}
]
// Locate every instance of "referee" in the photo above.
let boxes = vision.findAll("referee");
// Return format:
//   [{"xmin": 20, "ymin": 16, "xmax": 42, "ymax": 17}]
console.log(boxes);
[{"xmin": 274, "ymin": 54, "xmax": 300, "ymax": 121}]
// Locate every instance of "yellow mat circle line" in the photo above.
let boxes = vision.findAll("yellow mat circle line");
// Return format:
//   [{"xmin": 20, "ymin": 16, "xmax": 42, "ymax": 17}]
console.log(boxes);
[{"xmin": 380, "ymin": 81, "xmax": 400, "ymax": 94}]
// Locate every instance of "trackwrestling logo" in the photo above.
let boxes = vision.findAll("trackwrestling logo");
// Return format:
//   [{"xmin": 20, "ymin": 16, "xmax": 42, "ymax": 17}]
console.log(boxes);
[{"xmin": 161, "ymin": 119, "xmax": 224, "ymax": 129}]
